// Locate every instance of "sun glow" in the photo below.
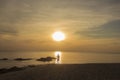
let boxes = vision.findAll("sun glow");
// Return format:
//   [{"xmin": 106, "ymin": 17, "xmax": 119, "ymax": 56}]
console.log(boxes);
[
  {"xmin": 55, "ymin": 51, "xmax": 61, "ymax": 56},
  {"xmin": 52, "ymin": 31, "xmax": 65, "ymax": 42}
]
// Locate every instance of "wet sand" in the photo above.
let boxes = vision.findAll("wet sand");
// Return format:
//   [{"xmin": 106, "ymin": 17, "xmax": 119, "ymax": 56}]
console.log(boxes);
[{"xmin": 0, "ymin": 63, "xmax": 120, "ymax": 80}]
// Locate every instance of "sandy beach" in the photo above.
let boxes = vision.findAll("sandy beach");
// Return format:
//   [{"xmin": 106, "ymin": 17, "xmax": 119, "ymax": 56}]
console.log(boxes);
[{"xmin": 0, "ymin": 63, "xmax": 120, "ymax": 80}]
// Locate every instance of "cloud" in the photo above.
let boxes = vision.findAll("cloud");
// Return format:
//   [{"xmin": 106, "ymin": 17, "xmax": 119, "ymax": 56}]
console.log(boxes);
[
  {"xmin": 0, "ymin": 26, "xmax": 19, "ymax": 40},
  {"xmin": 0, "ymin": 26, "xmax": 18, "ymax": 37},
  {"xmin": 0, "ymin": 0, "xmax": 119, "ymax": 35},
  {"xmin": 77, "ymin": 20, "xmax": 120, "ymax": 38}
]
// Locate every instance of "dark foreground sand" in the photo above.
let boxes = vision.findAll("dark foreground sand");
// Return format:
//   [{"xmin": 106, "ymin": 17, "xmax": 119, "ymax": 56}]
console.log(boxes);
[{"xmin": 0, "ymin": 64, "xmax": 120, "ymax": 80}]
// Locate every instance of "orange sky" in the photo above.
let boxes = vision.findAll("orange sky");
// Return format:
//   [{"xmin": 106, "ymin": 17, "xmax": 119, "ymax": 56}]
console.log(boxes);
[{"xmin": 0, "ymin": 0, "xmax": 120, "ymax": 53}]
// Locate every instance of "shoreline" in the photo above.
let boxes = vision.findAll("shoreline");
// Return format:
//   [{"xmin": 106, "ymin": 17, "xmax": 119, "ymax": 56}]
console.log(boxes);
[{"xmin": 0, "ymin": 63, "xmax": 120, "ymax": 80}]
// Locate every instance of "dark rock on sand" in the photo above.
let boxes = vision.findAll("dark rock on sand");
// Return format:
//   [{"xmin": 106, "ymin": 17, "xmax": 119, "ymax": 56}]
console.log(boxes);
[{"xmin": 0, "ymin": 66, "xmax": 26, "ymax": 74}]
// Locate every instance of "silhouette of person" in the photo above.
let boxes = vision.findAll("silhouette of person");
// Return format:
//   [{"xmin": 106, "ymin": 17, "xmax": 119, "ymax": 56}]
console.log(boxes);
[{"xmin": 57, "ymin": 53, "xmax": 60, "ymax": 63}]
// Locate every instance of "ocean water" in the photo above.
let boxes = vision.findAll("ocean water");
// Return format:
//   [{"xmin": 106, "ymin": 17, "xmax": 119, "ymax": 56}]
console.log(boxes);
[{"xmin": 0, "ymin": 51, "xmax": 120, "ymax": 68}]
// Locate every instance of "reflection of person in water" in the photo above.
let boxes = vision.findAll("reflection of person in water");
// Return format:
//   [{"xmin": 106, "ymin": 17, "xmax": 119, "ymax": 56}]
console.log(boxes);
[{"xmin": 57, "ymin": 53, "xmax": 60, "ymax": 63}]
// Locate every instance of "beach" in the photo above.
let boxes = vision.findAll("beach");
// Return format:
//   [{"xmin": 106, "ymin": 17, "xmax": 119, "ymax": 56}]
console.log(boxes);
[{"xmin": 0, "ymin": 63, "xmax": 120, "ymax": 80}]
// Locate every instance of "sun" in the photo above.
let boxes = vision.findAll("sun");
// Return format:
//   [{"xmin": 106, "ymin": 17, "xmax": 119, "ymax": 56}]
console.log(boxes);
[{"xmin": 52, "ymin": 31, "xmax": 65, "ymax": 41}]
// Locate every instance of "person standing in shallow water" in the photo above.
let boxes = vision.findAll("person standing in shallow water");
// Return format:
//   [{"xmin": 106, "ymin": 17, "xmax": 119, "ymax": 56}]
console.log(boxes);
[{"xmin": 57, "ymin": 53, "xmax": 60, "ymax": 63}]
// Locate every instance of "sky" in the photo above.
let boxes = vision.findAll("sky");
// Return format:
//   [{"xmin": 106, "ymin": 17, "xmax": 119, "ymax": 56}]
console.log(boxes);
[{"xmin": 0, "ymin": 0, "xmax": 120, "ymax": 53}]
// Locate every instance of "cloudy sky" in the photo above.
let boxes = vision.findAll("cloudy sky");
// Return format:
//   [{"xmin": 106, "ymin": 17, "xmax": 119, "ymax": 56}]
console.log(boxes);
[{"xmin": 0, "ymin": 0, "xmax": 120, "ymax": 53}]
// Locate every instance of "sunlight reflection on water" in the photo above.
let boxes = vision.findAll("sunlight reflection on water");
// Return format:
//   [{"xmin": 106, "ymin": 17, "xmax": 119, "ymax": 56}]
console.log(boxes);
[
  {"xmin": 54, "ymin": 51, "xmax": 62, "ymax": 64},
  {"xmin": 0, "ymin": 51, "xmax": 120, "ymax": 68}
]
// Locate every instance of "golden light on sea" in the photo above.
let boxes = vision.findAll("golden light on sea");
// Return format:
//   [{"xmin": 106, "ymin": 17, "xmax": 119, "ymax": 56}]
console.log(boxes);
[{"xmin": 54, "ymin": 51, "xmax": 62, "ymax": 64}]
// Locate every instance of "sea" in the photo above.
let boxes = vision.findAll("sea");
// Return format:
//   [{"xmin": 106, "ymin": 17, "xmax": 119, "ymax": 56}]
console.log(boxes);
[{"xmin": 0, "ymin": 51, "xmax": 120, "ymax": 68}]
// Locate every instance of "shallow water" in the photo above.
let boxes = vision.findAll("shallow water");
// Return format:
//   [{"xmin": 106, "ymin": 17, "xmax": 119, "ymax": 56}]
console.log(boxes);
[{"xmin": 0, "ymin": 51, "xmax": 120, "ymax": 68}]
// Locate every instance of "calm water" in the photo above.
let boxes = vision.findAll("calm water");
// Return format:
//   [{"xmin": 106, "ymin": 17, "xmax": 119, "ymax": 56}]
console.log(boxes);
[{"xmin": 0, "ymin": 51, "xmax": 120, "ymax": 68}]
